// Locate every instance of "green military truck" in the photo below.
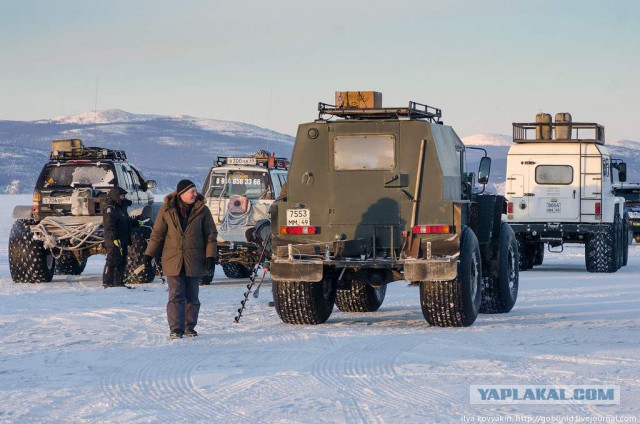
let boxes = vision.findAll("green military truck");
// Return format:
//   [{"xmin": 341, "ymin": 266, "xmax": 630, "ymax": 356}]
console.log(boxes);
[{"xmin": 263, "ymin": 92, "xmax": 519, "ymax": 327}]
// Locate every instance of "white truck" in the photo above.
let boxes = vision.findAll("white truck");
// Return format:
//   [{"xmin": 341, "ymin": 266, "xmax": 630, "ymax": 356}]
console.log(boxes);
[
  {"xmin": 505, "ymin": 113, "xmax": 628, "ymax": 273},
  {"xmin": 200, "ymin": 153, "xmax": 288, "ymax": 280}
]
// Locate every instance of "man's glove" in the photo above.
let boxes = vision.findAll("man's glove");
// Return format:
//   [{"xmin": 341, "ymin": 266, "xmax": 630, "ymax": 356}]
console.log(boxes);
[
  {"xmin": 206, "ymin": 257, "xmax": 216, "ymax": 272},
  {"xmin": 113, "ymin": 239, "xmax": 123, "ymax": 256},
  {"xmin": 143, "ymin": 255, "xmax": 153, "ymax": 270}
]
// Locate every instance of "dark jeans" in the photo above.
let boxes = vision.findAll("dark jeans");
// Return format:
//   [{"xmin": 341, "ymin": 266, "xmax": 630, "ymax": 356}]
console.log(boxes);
[
  {"xmin": 103, "ymin": 246, "xmax": 127, "ymax": 286},
  {"xmin": 167, "ymin": 273, "xmax": 201, "ymax": 334}
]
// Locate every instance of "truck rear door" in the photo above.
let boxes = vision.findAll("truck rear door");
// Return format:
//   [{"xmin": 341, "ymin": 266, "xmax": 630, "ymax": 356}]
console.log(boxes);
[{"xmin": 526, "ymin": 156, "xmax": 580, "ymax": 220}]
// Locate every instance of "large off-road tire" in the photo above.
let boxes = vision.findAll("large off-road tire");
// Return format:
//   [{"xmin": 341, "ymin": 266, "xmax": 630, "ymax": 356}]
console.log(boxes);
[
  {"xmin": 272, "ymin": 277, "xmax": 336, "ymax": 324},
  {"xmin": 8, "ymin": 220, "xmax": 56, "ymax": 283},
  {"xmin": 335, "ymin": 277, "xmax": 387, "ymax": 312},
  {"xmin": 420, "ymin": 226, "xmax": 482, "ymax": 327},
  {"xmin": 532, "ymin": 242, "xmax": 545, "ymax": 266},
  {"xmin": 55, "ymin": 252, "xmax": 88, "ymax": 275},
  {"xmin": 125, "ymin": 226, "xmax": 155, "ymax": 284},
  {"xmin": 480, "ymin": 222, "xmax": 519, "ymax": 314},
  {"xmin": 517, "ymin": 238, "xmax": 532, "ymax": 271},
  {"xmin": 200, "ymin": 268, "xmax": 215, "ymax": 285},
  {"xmin": 222, "ymin": 262, "xmax": 252, "ymax": 279},
  {"xmin": 585, "ymin": 226, "xmax": 618, "ymax": 273}
]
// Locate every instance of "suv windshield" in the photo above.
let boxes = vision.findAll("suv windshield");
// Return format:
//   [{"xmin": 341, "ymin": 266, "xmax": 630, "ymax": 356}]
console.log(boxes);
[
  {"xmin": 209, "ymin": 170, "xmax": 269, "ymax": 199},
  {"xmin": 41, "ymin": 164, "xmax": 115, "ymax": 188}
]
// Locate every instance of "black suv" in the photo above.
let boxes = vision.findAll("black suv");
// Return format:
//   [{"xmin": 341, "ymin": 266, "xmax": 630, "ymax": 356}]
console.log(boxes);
[{"xmin": 9, "ymin": 139, "xmax": 158, "ymax": 284}]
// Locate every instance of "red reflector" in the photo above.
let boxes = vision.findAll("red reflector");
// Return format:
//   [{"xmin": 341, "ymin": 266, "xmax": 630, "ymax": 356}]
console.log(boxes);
[
  {"xmin": 507, "ymin": 202, "xmax": 514, "ymax": 214},
  {"xmin": 280, "ymin": 226, "xmax": 318, "ymax": 235},
  {"xmin": 595, "ymin": 202, "xmax": 601, "ymax": 214},
  {"xmin": 412, "ymin": 225, "xmax": 454, "ymax": 235}
]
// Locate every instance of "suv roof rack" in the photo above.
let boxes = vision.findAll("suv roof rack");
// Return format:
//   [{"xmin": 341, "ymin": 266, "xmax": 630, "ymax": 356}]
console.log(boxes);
[
  {"xmin": 214, "ymin": 155, "xmax": 289, "ymax": 169},
  {"xmin": 318, "ymin": 101, "xmax": 443, "ymax": 123},
  {"xmin": 512, "ymin": 122, "xmax": 605, "ymax": 144},
  {"xmin": 50, "ymin": 146, "xmax": 128, "ymax": 161}
]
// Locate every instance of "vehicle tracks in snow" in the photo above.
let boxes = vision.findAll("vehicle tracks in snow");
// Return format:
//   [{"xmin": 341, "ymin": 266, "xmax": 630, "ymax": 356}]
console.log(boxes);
[
  {"xmin": 311, "ymin": 333, "xmax": 470, "ymax": 422},
  {"xmin": 100, "ymin": 346, "xmax": 246, "ymax": 422}
]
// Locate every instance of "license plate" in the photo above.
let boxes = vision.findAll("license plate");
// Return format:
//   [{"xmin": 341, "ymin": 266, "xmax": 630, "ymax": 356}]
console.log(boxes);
[
  {"xmin": 42, "ymin": 196, "xmax": 71, "ymax": 205},
  {"xmin": 546, "ymin": 201, "xmax": 561, "ymax": 213},
  {"xmin": 287, "ymin": 209, "xmax": 310, "ymax": 226}
]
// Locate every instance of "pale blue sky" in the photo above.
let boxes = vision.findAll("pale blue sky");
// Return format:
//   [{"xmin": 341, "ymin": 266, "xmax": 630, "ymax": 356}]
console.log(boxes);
[{"xmin": 1, "ymin": 0, "xmax": 638, "ymax": 140}]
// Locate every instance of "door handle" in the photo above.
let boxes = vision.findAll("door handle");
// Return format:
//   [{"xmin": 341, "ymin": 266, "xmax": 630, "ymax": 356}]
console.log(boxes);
[{"xmin": 573, "ymin": 190, "xmax": 576, "ymax": 199}]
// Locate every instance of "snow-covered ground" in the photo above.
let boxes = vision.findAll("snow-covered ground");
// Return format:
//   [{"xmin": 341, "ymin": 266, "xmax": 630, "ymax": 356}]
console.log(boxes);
[{"xmin": 0, "ymin": 195, "xmax": 639, "ymax": 423}]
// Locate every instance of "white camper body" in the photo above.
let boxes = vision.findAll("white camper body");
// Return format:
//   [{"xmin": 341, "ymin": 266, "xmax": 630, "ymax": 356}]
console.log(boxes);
[
  {"xmin": 506, "ymin": 142, "xmax": 621, "ymax": 225},
  {"xmin": 505, "ymin": 117, "xmax": 628, "ymax": 273}
]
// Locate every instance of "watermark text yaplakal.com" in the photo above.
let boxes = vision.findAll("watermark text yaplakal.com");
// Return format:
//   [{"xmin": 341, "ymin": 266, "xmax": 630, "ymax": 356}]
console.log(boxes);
[{"xmin": 470, "ymin": 385, "xmax": 620, "ymax": 405}]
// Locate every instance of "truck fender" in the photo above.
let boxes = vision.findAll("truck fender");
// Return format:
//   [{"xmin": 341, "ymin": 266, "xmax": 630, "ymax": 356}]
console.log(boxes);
[
  {"xmin": 12, "ymin": 205, "xmax": 33, "ymax": 220},
  {"xmin": 128, "ymin": 203, "xmax": 161, "ymax": 222}
]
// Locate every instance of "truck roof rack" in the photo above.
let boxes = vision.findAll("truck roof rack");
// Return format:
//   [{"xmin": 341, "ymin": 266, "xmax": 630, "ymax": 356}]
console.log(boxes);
[
  {"xmin": 214, "ymin": 155, "xmax": 289, "ymax": 170},
  {"xmin": 318, "ymin": 101, "xmax": 443, "ymax": 123},
  {"xmin": 50, "ymin": 146, "xmax": 128, "ymax": 161},
  {"xmin": 512, "ymin": 122, "xmax": 605, "ymax": 144}
]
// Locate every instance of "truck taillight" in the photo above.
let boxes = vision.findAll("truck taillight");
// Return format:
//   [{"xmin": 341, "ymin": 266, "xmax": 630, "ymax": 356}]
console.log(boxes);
[
  {"xmin": 412, "ymin": 225, "xmax": 454, "ymax": 235},
  {"xmin": 32, "ymin": 191, "xmax": 40, "ymax": 214},
  {"xmin": 507, "ymin": 202, "xmax": 514, "ymax": 214},
  {"xmin": 595, "ymin": 202, "xmax": 601, "ymax": 215},
  {"xmin": 280, "ymin": 226, "xmax": 319, "ymax": 235}
]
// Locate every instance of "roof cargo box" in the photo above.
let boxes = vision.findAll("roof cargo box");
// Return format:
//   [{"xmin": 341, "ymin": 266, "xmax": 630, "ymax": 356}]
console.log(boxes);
[
  {"xmin": 335, "ymin": 91, "xmax": 382, "ymax": 109},
  {"xmin": 51, "ymin": 139, "xmax": 84, "ymax": 153}
]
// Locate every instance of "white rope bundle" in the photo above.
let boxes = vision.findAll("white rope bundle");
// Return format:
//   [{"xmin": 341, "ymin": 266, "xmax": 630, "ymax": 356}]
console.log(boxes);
[{"xmin": 31, "ymin": 218, "xmax": 104, "ymax": 258}]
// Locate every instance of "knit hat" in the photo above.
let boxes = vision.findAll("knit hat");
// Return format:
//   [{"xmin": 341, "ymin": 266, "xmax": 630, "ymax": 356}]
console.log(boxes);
[{"xmin": 176, "ymin": 179, "xmax": 196, "ymax": 195}]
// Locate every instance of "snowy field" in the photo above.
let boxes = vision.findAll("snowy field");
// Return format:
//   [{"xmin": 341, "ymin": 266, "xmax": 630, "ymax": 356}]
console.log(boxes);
[{"xmin": 0, "ymin": 194, "xmax": 639, "ymax": 423}]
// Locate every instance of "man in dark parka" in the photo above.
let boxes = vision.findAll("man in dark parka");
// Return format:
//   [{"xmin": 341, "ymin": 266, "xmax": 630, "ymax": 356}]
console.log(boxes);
[
  {"xmin": 103, "ymin": 187, "xmax": 135, "ymax": 288},
  {"xmin": 144, "ymin": 180, "xmax": 217, "ymax": 339}
]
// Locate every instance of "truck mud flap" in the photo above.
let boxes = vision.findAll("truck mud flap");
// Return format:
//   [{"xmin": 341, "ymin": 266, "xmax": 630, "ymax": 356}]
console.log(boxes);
[
  {"xmin": 403, "ymin": 259, "xmax": 458, "ymax": 282},
  {"xmin": 271, "ymin": 260, "xmax": 324, "ymax": 282}
]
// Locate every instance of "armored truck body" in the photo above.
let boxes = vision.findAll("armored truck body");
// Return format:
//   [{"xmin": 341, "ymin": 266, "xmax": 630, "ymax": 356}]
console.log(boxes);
[{"xmin": 267, "ymin": 94, "xmax": 520, "ymax": 327}]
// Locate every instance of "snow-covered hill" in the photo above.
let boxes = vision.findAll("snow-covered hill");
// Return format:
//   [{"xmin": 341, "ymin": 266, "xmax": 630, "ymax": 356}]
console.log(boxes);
[
  {"xmin": 2, "ymin": 114, "xmax": 639, "ymax": 194},
  {"xmin": 0, "ymin": 110, "xmax": 294, "ymax": 193},
  {"xmin": 462, "ymin": 133, "xmax": 512, "ymax": 147}
]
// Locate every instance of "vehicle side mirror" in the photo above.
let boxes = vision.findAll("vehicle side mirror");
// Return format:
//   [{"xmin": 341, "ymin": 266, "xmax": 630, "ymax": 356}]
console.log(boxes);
[
  {"xmin": 618, "ymin": 163, "xmax": 627, "ymax": 183},
  {"xmin": 478, "ymin": 157, "xmax": 491, "ymax": 185},
  {"xmin": 145, "ymin": 180, "xmax": 157, "ymax": 190}
]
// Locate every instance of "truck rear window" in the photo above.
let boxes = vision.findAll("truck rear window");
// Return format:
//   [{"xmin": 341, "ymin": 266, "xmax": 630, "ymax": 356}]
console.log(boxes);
[
  {"xmin": 334, "ymin": 135, "xmax": 395, "ymax": 170},
  {"xmin": 41, "ymin": 164, "xmax": 114, "ymax": 188},
  {"xmin": 535, "ymin": 165, "xmax": 573, "ymax": 185}
]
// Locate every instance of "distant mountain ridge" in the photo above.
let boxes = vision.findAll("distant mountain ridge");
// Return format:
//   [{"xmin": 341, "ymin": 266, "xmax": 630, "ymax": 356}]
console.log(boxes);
[
  {"xmin": 0, "ymin": 110, "xmax": 294, "ymax": 193},
  {"xmin": 1, "ymin": 111, "xmax": 639, "ymax": 194}
]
